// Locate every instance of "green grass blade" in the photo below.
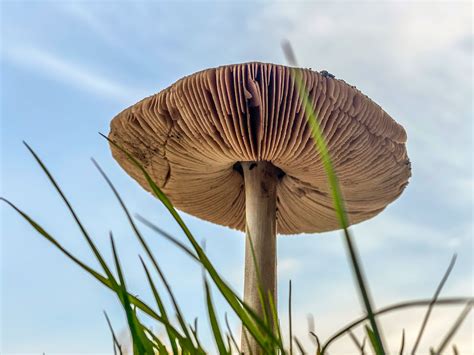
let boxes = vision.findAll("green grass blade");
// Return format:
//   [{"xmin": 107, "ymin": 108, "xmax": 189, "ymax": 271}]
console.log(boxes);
[
  {"xmin": 189, "ymin": 318, "xmax": 204, "ymax": 351},
  {"xmin": 226, "ymin": 335, "xmax": 232, "ymax": 355},
  {"xmin": 399, "ymin": 329, "xmax": 405, "ymax": 355},
  {"xmin": 92, "ymin": 158, "xmax": 198, "ymax": 350},
  {"xmin": 141, "ymin": 207, "xmax": 275, "ymax": 349},
  {"xmin": 139, "ymin": 256, "xmax": 180, "ymax": 354},
  {"xmin": 141, "ymin": 325, "xmax": 168, "ymax": 354},
  {"xmin": 104, "ymin": 311, "xmax": 123, "ymax": 355},
  {"xmin": 1, "ymin": 197, "xmax": 110, "ymax": 284},
  {"xmin": 1, "ymin": 198, "xmax": 172, "ymax": 325},
  {"xmin": 147, "ymin": 256, "xmax": 194, "ymax": 348},
  {"xmin": 246, "ymin": 228, "xmax": 270, "ymax": 327},
  {"xmin": 23, "ymin": 143, "xmax": 120, "ymax": 289},
  {"xmin": 293, "ymin": 337, "xmax": 306, "ymax": 355},
  {"xmin": 139, "ymin": 215, "xmax": 282, "ymax": 348},
  {"xmin": 348, "ymin": 330, "xmax": 364, "ymax": 354},
  {"xmin": 204, "ymin": 277, "xmax": 228, "ymax": 354},
  {"xmin": 452, "ymin": 344, "xmax": 459, "ymax": 355},
  {"xmin": 310, "ymin": 332, "xmax": 321, "ymax": 355},
  {"xmin": 242, "ymin": 330, "xmax": 253, "ymax": 355},
  {"xmin": 411, "ymin": 254, "xmax": 457, "ymax": 354},
  {"xmin": 103, "ymin": 133, "xmax": 280, "ymax": 351},
  {"xmin": 135, "ymin": 214, "xmax": 199, "ymax": 262},
  {"xmin": 361, "ymin": 336, "xmax": 367, "ymax": 355},
  {"xmin": 109, "ymin": 233, "xmax": 155, "ymax": 354},
  {"xmin": 225, "ymin": 313, "xmax": 242, "ymax": 354},
  {"xmin": 289, "ymin": 280, "xmax": 293, "ymax": 355},
  {"xmin": 434, "ymin": 303, "xmax": 472, "ymax": 354},
  {"xmin": 365, "ymin": 326, "xmax": 383, "ymax": 355},
  {"xmin": 268, "ymin": 289, "xmax": 284, "ymax": 351},
  {"xmin": 281, "ymin": 42, "xmax": 385, "ymax": 354},
  {"xmin": 322, "ymin": 297, "xmax": 474, "ymax": 353}
]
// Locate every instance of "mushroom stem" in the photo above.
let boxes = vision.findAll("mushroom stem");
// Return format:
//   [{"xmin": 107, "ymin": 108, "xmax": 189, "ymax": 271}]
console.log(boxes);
[{"xmin": 241, "ymin": 161, "xmax": 278, "ymax": 353}]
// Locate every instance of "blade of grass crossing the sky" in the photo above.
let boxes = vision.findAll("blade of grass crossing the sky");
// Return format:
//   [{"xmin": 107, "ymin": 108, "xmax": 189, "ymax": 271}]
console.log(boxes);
[
  {"xmin": 189, "ymin": 318, "xmax": 204, "ymax": 351},
  {"xmin": 289, "ymin": 280, "xmax": 293, "ymax": 355},
  {"xmin": 204, "ymin": 276, "xmax": 228, "ymax": 354},
  {"xmin": 1, "ymin": 197, "xmax": 169, "ymax": 323},
  {"xmin": 267, "ymin": 289, "xmax": 285, "ymax": 352},
  {"xmin": 103, "ymin": 133, "xmax": 282, "ymax": 351},
  {"xmin": 22, "ymin": 143, "xmax": 122, "ymax": 292},
  {"xmin": 141, "ymin": 203, "xmax": 276, "ymax": 351},
  {"xmin": 365, "ymin": 326, "xmax": 384, "ymax": 355},
  {"xmin": 140, "ymin": 324, "xmax": 168, "ymax": 354},
  {"xmin": 348, "ymin": 330, "xmax": 365, "ymax": 354},
  {"xmin": 92, "ymin": 159, "xmax": 199, "ymax": 351},
  {"xmin": 104, "ymin": 311, "xmax": 123, "ymax": 355},
  {"xmin": 4, "ymin": 148, "xmax": 199, "ymax": 352},
  {"xmin": 411, "ymin": 254, "xmax": 457, "ymax": 354},
  {"xmin": 434, "ymin": 303, "xmax": 472, "ymax": 354},
  {"xmin": 310, "ymin": 332, "xmax": 322, "ymax": 355},
  {"xmin": 140, "ymin": 256, "xmax": 180, "ymax": 354},
  {"xmin": 321, "ymin": 297, "xmax": 474, "ymax": 353},
  {"xmin": 109, "ymin": 233, "xmax": 155, "ymax": 354},
  {"xmin": 294, "ymin": 337, "xmax": 307, "ymax": 355},
  {"xmin": 246, "ymin": 228, "xmax": 271, "ymax": 328},
  {"xmin": 136, "ymin": 214, "xmax": 199, "ymax": 262},
  {"xmin": 281, "ymin": 42, "xmax": 385, "ymax": 354},
  {"xmin": 399, "ymin": 329, "xmax": 405, "ymax": 355},
  {"xmin": 225, "ymin": 313, "xmax": 242, "ymax": 354}
]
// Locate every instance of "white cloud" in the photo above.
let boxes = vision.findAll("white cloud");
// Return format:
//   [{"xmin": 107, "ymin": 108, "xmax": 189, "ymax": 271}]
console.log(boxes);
[
  {"xmin": 278, "ymin": 257, "xmax": 302, "ymax": 276},
  {"xmin": 1, "ymin": 45, "xmax": 147, "ymax": 103}
]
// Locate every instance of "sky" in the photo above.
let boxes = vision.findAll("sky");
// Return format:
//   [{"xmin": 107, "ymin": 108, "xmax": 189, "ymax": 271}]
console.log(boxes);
[{"xmin": 0, "ymin": 1, "xmax": 472, "ymax": 354}]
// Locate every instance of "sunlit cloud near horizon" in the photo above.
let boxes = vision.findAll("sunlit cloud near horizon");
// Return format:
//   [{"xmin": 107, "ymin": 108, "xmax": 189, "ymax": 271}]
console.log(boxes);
[{"xmin": 1, "ymin": 1, "xmax": 472, "ymax": 354}]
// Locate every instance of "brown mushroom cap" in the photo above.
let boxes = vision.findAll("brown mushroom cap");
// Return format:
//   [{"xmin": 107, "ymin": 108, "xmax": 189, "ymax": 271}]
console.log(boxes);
[{"xmin": 109, "ymin": 62, "xmax": 410, "ymax": 234}]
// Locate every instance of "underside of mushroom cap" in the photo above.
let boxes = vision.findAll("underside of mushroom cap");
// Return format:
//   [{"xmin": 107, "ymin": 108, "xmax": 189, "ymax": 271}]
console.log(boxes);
[{"xmin": 109, "ymin": 62, "xmax": 411, "ymax": 235}]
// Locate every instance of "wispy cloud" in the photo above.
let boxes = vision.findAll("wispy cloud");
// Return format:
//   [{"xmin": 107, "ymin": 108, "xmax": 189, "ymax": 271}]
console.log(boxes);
[{"xmin": 2, "ymin": 45, "xmax": 147, "ymax": 103}]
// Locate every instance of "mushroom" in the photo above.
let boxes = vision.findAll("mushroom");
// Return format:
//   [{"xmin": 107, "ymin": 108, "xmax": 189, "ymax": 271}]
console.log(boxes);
[{"xmin": 108, "ymin": 62, "xmax": 410, "ymax": 352}]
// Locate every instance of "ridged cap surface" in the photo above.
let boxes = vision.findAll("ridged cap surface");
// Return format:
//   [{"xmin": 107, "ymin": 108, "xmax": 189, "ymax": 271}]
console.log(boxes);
[{"xmin": 109, "ymin": 62, "xmax": 410, "ymax": 234}]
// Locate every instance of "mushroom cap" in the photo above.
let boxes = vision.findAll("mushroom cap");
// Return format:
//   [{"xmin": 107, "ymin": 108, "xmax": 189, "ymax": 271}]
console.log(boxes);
[{"xmin": 109, "ymin": 62, "xmax": 411, "ymax": 235}]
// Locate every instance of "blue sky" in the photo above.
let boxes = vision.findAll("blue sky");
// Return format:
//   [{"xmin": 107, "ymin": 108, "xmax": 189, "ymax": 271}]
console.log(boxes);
[{"xmin": 1, "ymin": 1, "xmax": 472, "ymax": 354}]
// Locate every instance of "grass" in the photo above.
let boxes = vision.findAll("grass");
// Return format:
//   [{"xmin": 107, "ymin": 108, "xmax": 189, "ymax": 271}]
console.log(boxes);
[{"xmin": 2, "ymin": 45, "xmax": 473, "ymax": 354}]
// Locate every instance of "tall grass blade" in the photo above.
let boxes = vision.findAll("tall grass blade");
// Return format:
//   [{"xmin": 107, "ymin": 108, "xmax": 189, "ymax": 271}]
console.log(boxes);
[
  {"xmin": 434, "ymin": 303, "xmax": 472, "ymax": 354},
  {"xmin": 22, "ymin": 143, "xmax": 120, "ymax": 290},
  {"xmin": 294, "ymin": 337, "xmax": 307, "ymax": 355},
  {"xmin": 411, "ymin": 254, "xmax": 457, "ymax": 354},
  {"xmin": 204, "ymin": 276, "xmax": 228, "ymax": 354},
  {"xmin": 321, "ymin": 297, "xmax": 473, "ymax": 352},
  {"xmin": 365, "ymin": 326, "xmax": 383, "ymax": 355},
  {"xmin": 109, "ymin": 233, "xmax": 155, "ymax": 354},
  {"xmin": 139, "ymin": 256, "xmax": 180, "ymax": 354},
  {"xmin": 289, "ymin": 280, "xmax": 293, "ymax": 355},
  {"xmin": 361, "ymin": 336, "xmax": 367, "ymax": 355},
  {"xmin": 268, "ymin": 289, "xmax": 285, "ymax": 351},
  {"xmin": 310, "ymin": 332, "xmax": 321, "ymax": 355},
  {"xmin": 225, "ymin": 313, "xmax": 241, "ymax": 354},
  {"xmin": 452, "ymin": 344, "xmax": 459, "ymax": 355},
  {"xmin": 92, "ymin": 159, "xmax": 198, "ymax": 350},
  {"xmin": 104, "ymin": 311, "xmax": 123, "ymax": 355},
  {"xmin": 348, "ymin": 330, "xmax": 365, "ymax": 354},
  {"xmin": 189, "ymin": 318, "xmax": 204, "ymax": 351},
  {"xmin": 141, "ymin": 326, "xmax": 168, "ymax": 354},
  {"xmin": 1, "ymin": 197, "xmax": 164, "ymax": 322},
  {"xmin": 136, "ymin": 214, "xmax": 199, "ymax": 262},
  {"xmin": 399, "ymin": 329, "xmax": 405, "ymax": 355},
  {"xmin": 103, "ymin": 133, "xmax": 281, "ymax": 350},
  {"xmin": 281, "ymin": 41, "xmax": 386, "ymax": 354},
  {"xmin": 246, "ymin": 228, "xmax": 270, "ymax": 327}
]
